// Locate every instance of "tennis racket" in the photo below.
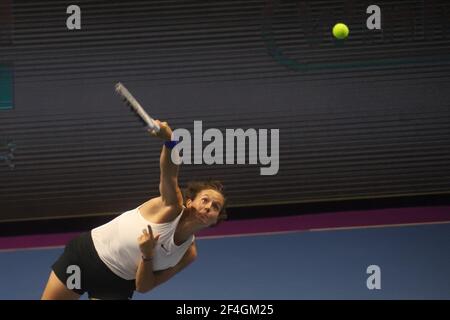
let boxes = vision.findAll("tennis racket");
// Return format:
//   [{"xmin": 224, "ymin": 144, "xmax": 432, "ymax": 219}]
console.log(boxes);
[{"xmin": 115, "ymin": 82, "xmax": 160, "ymax": 133}]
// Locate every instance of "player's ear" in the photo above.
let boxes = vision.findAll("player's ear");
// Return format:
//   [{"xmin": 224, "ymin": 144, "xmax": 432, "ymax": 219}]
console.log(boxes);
[{"xmin": 186, "ymin": 199, "xmax": 192, "ymax": 207}]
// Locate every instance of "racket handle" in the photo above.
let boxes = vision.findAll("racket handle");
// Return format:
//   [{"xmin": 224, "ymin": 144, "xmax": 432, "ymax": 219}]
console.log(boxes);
[{"xmin": 144, "ymin": 115, "xmax": 160, "ymax": 133}]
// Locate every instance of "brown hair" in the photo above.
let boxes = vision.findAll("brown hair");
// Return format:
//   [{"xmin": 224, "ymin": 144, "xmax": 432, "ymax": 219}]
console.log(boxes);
[{"xmin": 182, "ymin": 180, "xmax": 228, "ymax": 225}]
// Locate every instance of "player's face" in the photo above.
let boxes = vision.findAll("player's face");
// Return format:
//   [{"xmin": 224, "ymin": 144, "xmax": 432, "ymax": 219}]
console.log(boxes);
[{"xmin": 188, "ymin": 189, "xmax": 225, "ymax": 226}]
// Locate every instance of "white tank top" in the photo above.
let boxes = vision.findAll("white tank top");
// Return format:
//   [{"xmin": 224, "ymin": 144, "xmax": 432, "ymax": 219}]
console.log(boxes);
[{"xmin": 91, "ymin": 206, "xmax": 194, "ymax": 280}]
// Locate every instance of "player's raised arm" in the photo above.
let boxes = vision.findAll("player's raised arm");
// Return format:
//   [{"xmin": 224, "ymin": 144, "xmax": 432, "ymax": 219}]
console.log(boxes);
[{"xmin": 149, "ymin": 120, "xmax": 183, "ymax": 207}]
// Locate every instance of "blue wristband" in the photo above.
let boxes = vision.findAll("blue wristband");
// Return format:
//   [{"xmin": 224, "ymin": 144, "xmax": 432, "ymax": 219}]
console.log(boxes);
[{"xmin": 164, "ymin": 140, "xmax": 179, "ymax": 149}]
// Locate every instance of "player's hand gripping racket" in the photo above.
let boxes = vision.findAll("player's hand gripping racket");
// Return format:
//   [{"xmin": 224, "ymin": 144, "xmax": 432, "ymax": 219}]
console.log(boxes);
[{"xmin": 115, "ymin": 82, "xmax": 160, "ymax": 133}]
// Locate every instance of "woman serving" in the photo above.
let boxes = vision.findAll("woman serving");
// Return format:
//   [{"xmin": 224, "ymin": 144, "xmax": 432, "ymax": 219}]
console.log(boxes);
[{"xmin": 41, "ymin": 120, "xmax": 227, "ymax": 300}]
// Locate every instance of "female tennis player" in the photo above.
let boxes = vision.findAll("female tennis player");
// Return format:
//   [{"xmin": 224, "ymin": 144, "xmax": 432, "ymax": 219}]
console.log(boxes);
[{"xmin": 41, "ymin": 120, "xmax": 227, "ymax": 300}]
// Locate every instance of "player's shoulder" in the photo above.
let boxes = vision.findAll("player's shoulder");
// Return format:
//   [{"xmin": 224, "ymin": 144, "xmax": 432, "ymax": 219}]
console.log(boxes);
[{"xmin": 139, "ymin": 197, "xmax": 183, "ymax": 223}]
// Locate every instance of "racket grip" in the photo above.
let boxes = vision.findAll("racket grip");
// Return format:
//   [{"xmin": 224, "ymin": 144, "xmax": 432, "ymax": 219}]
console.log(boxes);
[{"xmin": 147, "ymin": 120, "xmax": 160, "ymax": 133}]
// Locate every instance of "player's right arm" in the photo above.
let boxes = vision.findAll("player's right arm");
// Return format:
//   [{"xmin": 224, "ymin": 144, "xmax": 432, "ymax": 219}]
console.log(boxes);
[{"xmin": 151, "ymin": 120, "xmax": 183, "ymax": 208}]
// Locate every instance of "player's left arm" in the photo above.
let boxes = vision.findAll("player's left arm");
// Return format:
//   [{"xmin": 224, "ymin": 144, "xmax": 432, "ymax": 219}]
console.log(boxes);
[{"xmin": 150, "ymin": 242, "xmax": 197, "ymax": 290}]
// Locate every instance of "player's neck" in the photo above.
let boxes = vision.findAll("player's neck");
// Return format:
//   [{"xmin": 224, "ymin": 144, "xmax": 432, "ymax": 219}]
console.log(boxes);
[{"xmin": 174, "ymin": 208, "xmax": 203, "ymax": 245}]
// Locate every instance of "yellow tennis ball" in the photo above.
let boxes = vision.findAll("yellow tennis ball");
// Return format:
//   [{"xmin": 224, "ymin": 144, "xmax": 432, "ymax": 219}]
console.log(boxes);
[{"xmin": 332, "ymin": 23, "xmax": 349, "ymax": 40}]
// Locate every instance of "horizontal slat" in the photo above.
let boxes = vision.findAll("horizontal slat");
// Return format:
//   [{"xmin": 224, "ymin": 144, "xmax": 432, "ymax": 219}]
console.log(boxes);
[{"xmin": 1, "ymin": 0, "xmax": 450, "ymax": 222}]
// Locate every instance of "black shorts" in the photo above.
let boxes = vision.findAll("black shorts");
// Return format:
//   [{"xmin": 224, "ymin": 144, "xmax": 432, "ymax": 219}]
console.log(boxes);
[{"xmin": 52, "ymin": 231, "xmax": 136, "ymax": 300}]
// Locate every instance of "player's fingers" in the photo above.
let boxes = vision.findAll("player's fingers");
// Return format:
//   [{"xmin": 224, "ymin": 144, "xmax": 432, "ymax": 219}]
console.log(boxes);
[{"xmin": 147, "ymin": 225, "xmax": 154, "ymax": 238}]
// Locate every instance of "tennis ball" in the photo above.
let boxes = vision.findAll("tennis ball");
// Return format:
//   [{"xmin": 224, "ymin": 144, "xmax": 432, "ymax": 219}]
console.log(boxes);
[{"xmin": 332, "ymin": 23, "xmax": 349, "ymax": 40}]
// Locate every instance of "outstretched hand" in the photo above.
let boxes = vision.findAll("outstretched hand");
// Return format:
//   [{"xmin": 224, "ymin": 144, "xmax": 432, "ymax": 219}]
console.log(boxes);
[
  {"xmin": 148, "ymin": 120, "xmax": 173, "ymax": 141},
  {"xmin": 138, "ymin": 225, "xmax": 160, "ymax": 259}
]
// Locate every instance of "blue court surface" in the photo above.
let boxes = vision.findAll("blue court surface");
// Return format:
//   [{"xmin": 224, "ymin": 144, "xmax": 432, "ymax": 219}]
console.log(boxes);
[{"xmin": 1, "ymin": 222, "xmax": 449, "ymax": 300}]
